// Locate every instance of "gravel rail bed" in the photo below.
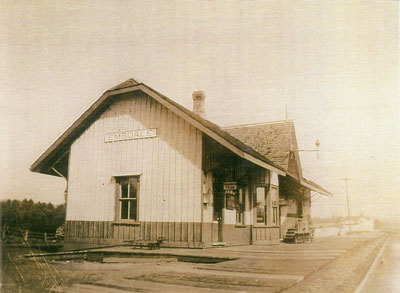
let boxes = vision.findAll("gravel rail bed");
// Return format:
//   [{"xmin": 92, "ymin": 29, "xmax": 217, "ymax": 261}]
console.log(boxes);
[{"xmin": 284, "ymin": 234, "xmax": 388, "ymax": 292}]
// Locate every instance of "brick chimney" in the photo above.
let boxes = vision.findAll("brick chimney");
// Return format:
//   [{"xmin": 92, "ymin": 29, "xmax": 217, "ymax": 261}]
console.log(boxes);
[{"xmin": 192, "ymin": 91, "xmax": 206, "ymax": 117}]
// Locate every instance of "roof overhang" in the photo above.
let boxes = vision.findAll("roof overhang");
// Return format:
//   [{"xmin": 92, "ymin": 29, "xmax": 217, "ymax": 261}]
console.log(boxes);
[
  {"xmin": 31, "ymin": 83, "xmax": 285, "ymax": 176},
  {"xmin": 300, "ymin": 178, "xmax": 332, "ymax": 197}
]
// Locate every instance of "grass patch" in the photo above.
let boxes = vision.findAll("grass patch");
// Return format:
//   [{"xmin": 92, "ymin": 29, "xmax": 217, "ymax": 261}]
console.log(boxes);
[{"xmin": 1, "ymin": 245, "xmax": 65, "ymax": 292}]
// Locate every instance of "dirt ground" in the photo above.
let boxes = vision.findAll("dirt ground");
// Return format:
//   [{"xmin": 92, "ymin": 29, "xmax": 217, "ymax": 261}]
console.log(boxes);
[{"xmin": 1, "ymin": 231, "xmax": 388, "ymax": 292}]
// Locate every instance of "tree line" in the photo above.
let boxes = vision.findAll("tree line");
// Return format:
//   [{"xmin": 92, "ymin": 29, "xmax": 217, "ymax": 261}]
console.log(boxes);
[
  {"xmin": 312, "ymin": 215, "xmax": 372, "ymax": 225},
  {"xmin": 1, "ymin": 199, "xmax": 65, "ymax": 234}
]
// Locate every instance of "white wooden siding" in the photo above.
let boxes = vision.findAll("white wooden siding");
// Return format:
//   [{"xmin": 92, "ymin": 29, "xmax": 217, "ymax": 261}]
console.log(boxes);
[
  {"xmin": 271, "ymin": 172, "xmax": 279, "ymax": 186},
  {"xmin": 67, "ymin": 93, "xmax": 202, "ymax": 222}
]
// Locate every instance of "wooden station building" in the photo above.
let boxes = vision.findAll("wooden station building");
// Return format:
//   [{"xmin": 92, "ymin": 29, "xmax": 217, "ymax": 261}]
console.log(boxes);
[{"xmin": 31, "ymin": 78, "xmax": 331, "ymax": 249}]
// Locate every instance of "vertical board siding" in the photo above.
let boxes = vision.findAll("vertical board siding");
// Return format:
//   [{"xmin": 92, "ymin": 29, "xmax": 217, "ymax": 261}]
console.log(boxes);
[
  {"xmin": 67, "ymin": 93, "xmax": 202, "ymax": 225},
  {"xmin": 252, "ymin": 226, "xmax": 280, "ymax": 242},
  {"xmin": 220, "ymin": 225, "xmax": 251, "ymax": 246},
  {"xmin": 65, "ymin": 220, "xmax": 204, "ymax": 247},
  {"xmin": 249, "ymin": 167, "xmax": 270, "ymax": 186}
]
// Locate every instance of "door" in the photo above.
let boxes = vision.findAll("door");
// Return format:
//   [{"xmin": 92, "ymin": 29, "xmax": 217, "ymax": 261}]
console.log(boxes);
[{"xmin": 212, "ymin": 176, "xmax": 224, "ymax": 243}]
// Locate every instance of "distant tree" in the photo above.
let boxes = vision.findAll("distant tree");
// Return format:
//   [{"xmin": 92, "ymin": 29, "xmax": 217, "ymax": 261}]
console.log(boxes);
[
  {"xmin": 20, "ymin": 199, "xmax": 35, "ymax": 230},
  {"xmin": 1, "ymin": 199, "xmax": 66, "ymax": 233}
]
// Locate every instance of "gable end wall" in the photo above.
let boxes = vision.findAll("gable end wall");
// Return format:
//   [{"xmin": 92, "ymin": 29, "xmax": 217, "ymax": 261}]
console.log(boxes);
[{"xmin": 66, "ymin": 93, "xmax": 202, "ymax": 223}]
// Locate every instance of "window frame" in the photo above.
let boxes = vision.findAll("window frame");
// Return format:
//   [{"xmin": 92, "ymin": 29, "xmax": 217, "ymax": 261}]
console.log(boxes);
[
  {"xmin": 235, "ymin": 187, "xmax": 245, "ymax": 226},
  {"xmin": 253, "ymin": 184, "xmax": 280, "ymax": 227},
  {"xmin": 115, "ymin": 175, "xmax": 140, "ymax": 223},
  {"xmin": 254, "ymin": 185, "xmax": 269, "ymax": 226},
  {"xmin": 270, "ymin": 186, "xmax": 279, "ymax": 226}
]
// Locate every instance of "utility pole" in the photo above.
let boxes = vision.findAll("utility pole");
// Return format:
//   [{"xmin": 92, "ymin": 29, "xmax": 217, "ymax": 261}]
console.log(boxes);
[{"xmin": 340, "ymin": 178, "xmax": 352, "ymax": 233}]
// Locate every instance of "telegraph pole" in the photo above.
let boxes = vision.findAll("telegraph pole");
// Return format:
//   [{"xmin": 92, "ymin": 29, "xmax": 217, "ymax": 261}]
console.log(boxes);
[{"xmin": 340, "ymin": 178, "xmax": 352, "ymax": 233}]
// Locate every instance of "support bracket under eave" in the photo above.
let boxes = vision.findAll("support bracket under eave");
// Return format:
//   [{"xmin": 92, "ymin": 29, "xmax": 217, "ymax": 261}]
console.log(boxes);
[
  {"xmin": 51, "ymin": 166, "xmax": 66, "ymax": 179},
  {"xmin": 46, "ymin": 150, "xmax": 69, "ymax": 178}
]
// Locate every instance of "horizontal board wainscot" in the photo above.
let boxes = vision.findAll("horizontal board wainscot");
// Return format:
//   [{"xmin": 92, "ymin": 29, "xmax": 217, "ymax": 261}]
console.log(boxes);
[{"xmin": 105, "ymin": 128, "xmax": 157, "ymax": 143}]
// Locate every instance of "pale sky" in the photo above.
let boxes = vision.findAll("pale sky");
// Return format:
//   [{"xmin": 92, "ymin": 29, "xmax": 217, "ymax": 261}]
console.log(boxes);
[{"xmin": 1, "ymin": 0, "xmax": 399, "ymax": 220}]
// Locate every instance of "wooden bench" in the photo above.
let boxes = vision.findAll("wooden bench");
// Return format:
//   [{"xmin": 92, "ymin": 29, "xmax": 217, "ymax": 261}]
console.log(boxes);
[{"xmin": 124, "ymin": 237, "xmax": 165, "ymax": 250}]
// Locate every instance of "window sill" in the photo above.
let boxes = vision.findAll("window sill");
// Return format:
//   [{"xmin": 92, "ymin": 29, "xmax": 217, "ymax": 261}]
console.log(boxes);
[
  {"xmin": 254, "ymin": 224, "xmax": 280, "ymax": 228},
  {"xmin": 235, "ymin": 224, "xmax": 247, "ymax": 228},
  {"xmin": 112, "ymin": 221, "xmax": 141, "ymax": 226}
]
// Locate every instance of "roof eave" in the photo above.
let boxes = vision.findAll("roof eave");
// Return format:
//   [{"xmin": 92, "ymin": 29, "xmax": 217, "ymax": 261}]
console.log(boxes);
[
  {"xmin": 31, "ymin": 83, "xmax": 286, "ymax": 176},
  {"xmin": 138, "ymin": 85, "xmax": 286, "ymax": 175},
  {"xmin": 30, "ymin": 84, "xmax": 145, "ymax": 174},
  {"xmin": 300, "ymin": 179, "xmax": 332, "ymax": 197}
]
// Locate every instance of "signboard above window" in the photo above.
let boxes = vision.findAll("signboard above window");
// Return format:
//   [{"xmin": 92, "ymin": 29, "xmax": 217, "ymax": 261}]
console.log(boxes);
[
  {"xmin": 223, "ymin": 182, "xmax": 237, "ymax": 191},
  {"xmin": 105, "ymin": 128, "xmax": 157, "ymax": 143}
]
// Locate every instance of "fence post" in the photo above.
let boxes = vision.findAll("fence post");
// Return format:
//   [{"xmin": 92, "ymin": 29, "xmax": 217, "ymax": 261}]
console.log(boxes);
[
  {"xmin": 44, "ymin": 232, "xmax": 47, "ymax": 242},
  {"xmin": 24, "ymin": 230, "xmax": 29, "ymax": 241}
]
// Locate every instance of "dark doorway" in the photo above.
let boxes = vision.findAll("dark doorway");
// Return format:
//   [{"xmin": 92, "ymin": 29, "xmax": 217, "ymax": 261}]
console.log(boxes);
[{"xmin": 213, "ymin": 174, "xmax": 224, "ymax": 243}]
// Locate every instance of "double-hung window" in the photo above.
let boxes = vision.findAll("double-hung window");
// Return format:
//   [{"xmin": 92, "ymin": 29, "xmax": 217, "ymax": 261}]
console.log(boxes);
[
  {"xmin": 256, "ymin": 186, "xmax": 267, "ymax": 224},
  {"xmin": 271, "ymin": 187, "xmax": 279, "ymax": 225},
  {"xmin": 235, "ymin": 188, "xmax": 245, "ymax": 225},
  {"xmin": 117, "ymin": 176, "xmax": 139, "ymax": 221},
  {"xmin": 256, "ymin": 186, "xmax": 279, "ymax": 226}
]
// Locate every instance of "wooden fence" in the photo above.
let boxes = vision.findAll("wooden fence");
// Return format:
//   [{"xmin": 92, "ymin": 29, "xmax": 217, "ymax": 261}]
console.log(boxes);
[{"xmin": 1, "ymin": 226, "xmax": 58, "ymax": 242}]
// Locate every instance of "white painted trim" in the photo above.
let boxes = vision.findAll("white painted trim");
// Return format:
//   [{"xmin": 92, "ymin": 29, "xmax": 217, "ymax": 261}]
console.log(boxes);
[
  {"xmin": 113, "ymin": 172, "xmax": 142, "ymax": 178},
  {"xmin": 51, "ymin": 167, "xmax": 66, "ymax": 179},
  {"xmin": 300, "ymin": 180, "xmax": 331, "ymax": 197}
]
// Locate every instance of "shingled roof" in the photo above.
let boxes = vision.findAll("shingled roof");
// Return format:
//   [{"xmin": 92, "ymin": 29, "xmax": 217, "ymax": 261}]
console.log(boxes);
[
  {"xmin": 224, "ymin": 121, "xmax": 332, "ymax": 196},
  {"xmin": 224, "ymin": 121, "xmax": 296, "ymax": 172}
]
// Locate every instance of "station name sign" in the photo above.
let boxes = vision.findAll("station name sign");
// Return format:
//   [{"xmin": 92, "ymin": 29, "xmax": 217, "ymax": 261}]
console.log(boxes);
[
  {"xmin": 223, "ymin": 182, "xmax": 237, "ymax": 191},
  {"xmin": 105, "ymin": 128, "xmax": 157, "ymax": 143}
]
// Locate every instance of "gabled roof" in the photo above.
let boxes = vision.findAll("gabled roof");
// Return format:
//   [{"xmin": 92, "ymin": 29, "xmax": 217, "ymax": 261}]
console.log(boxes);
[
  {"xmin": 31, "ymin": 79, "xmax": 285, "ymax": 176},
  {"xmin": 107, "ymin": 78, "xmax": 141, "ymax": 91},
  {"xmin": 224, "ymin": 121, "xmax": 300, "ymax": 173},
  {"xmin": 224, "ymin": 121, "xmax": 331, "ymax": 196}
]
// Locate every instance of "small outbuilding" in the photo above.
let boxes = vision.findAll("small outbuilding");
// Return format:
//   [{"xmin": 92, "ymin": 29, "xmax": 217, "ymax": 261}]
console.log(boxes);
[{"xmin": 31, "ymin": 78, "xmax": 331, "ymax": 249}]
